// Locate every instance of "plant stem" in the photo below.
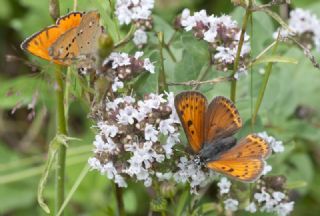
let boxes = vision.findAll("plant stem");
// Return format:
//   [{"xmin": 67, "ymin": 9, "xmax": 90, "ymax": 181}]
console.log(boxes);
[
  {"xmin": 54, "ymin": 66, "xmax": 68, "ymax": 215},
  {"xmin": 192, "ymin": 63, "xmax": 212, "ymax": 90},
  {"xmin": 157, "ymin": 32, "xmax": 168, "ymax": 93},
  {"xmin": 230, "ymin": 5, "xmax": 251, "ymax": 102},
  {"xmin": 115, "ymin": 184, "xmax": 126, "ymax": 216},
  {"xmin": 251, "ymin": 39, "xmax": 280, "ymax": 125}
]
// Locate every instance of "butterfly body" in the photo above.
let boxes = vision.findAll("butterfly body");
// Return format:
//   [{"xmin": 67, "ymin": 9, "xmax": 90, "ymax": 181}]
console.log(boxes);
[
  {"xmin": 198, "ymin": 136, "xmax": 237, "ymax": 163},
  {"xmin": 175, "ymin": 91, "xmax": 271, "ymax": 182}
]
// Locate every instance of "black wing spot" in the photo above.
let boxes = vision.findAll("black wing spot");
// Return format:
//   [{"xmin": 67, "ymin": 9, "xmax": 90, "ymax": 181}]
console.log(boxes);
[
  {"xmin": 227, "ymin": 168, "xmax": 234, "ymax": 173},
  {"xmin": 87, "ymin": 41, "xmax": 90, "ymax": 45},
  {"xmin": 251, "ymin": 151, "xmax": 255, "ymax": 154},
  {"xmin": 191, "ymin": 130, "xmax": 195, "ymax": 135},
  {"xmin": 180, "ymin": 110, "xmax": 184, "ymax": 116},
  {"xmin": 186, "ymin": 104, "xmax": 189, "ymax": 108},
  {"xmin": 187, "ymin": 120, "xmax": 193, "ymax": 127},
  {"xmin": 195, "ymin": 106, "xmax": 198, "ymax": 110},
  {"xmin": 221, "ymin": 166, "xmax": 226, "ymax": 170}
]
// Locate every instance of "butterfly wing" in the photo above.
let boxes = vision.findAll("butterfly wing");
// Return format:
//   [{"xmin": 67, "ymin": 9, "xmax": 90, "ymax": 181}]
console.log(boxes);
[
  {"xmin": 207, "ymin": 158, "xmax": 265, "ymax": 182},
  {"xmin": 205, "ymin": 96, "xmax": 242, "ymax": 143},
  {"xmin": 219, "ymin": 134, "xmax": 271, "ymax": 160},
  {"xmin": 174, "ymin": 91, "xmax": 207, "ymax": 153},
  {"xmin": 48, "ymin": 27, "xmax": 79, "ymax": 65},
  {"xmin": 21, "ymin": 12, "xmax": 83, "ymax": 64},
  {"xmin": 76, "ymin": 11, "xmax": 103, "ymax": 55},
  {"xmin": 49, "ymin": 11, "xmax": 102, "ymax": 65},
  {"xmin": 206, "ymin": 134, "xmax": 270, "ymax": 182}
]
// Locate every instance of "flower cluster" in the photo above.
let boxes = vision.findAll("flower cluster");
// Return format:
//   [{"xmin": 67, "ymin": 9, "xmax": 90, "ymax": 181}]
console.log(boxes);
[
  {"xmin": 102, "ymin": 51, "xmax": 155, "ymax": 92},
  {"xmin": 176, "ymin": 9, "xmax": 251, "ymax": 73},
  {"xmin": 217, "ymin": 176, "xmax": 294, "ymax": 216},
  {"xmin": 275, "ymin": 8, "xmax": 320, "ymax": 52},
  {"xmin": 173, "ymin": 156, "xmax": 217, "ymax": 193},
  {"xmin": 88, "ymin": 92, "xmax": 181, "ymax": 187},
  {"xmin": 115, "ymin": 0, "xmax": 154, "ymax": 47}
]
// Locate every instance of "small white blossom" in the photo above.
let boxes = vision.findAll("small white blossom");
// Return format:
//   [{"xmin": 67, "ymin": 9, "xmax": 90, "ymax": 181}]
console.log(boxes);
[
  {"xmin": 224, "ymin": 198, "xmax": 239, "ymax": 212},
  {"xmin": 275, "ymin": 201, "xmax": 294, "ymax": 216},
  {"xmin": 258, "ymin": 131, "xmax": 285, "ymax": 153},
  {"xmin": 117, "ymin": 106, "xmax": 138, "ymax": 125},
  {"xmin": 262, "ymin": 162, "xmax": 272, "ymax": 175},
  {"xmin": 112, "ymin": 77, "xmax": 124, "ymax": 92},
  {"xmin": 97, "ymin": 123, "xmax": 119, "ymax": 138},
  {"xmin": 273, "ymin": 191, "xmax": 286, "ymax": 202},
  {"xmin": 104, "ymin": 52, "xmax": 131, "ymax": 69},
  {"xmin": 115, "ymin": 0, "xmax": 154, "ymax": 25},
  {"xmin": 143, "ymin": 58, "xmax": 155, "ymax": 73},
  {"xmin": 254, "ymin": 189, "xmax": 271, "ymax": 203},
  {"xmin": 245, "ymin": 202, "xmax": 257, "ymax": 213},
  {"xmin": 156, "ymin": 172, "xmax": 173, "ymax": 181},
  {"xmin": 134, "ymin": 51, "xmax": 144, "ymax": 59},
  {"xmin": 217, "ymin": 177, "xmax": 231, "ymax": 195},
  {"xmin": 133, "ymin": 29, "xmax": 148, "ymax": 46},
  {"xmin": 159, "ymin": 119, "xmax": 175, "ymax": 135},
  {"xmin": 144, "ymin": 123, "xmax": 159, "ymax": 142},
  {"xmin": 88, "ymin": 157, "xmax": 102, "ymax": 170}
]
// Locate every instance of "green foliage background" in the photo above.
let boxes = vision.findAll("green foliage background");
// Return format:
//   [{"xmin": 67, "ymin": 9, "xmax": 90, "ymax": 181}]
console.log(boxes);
[{"xmin": 1, "ymin": 0, "xmax": 320, "ymax": 215}]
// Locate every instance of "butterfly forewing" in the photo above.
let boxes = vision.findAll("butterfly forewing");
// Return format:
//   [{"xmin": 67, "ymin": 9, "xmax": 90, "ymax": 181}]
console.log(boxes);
[
  {"xmin": 174, "ymin": 91, "xmax": 207, "ymax": 153},
  {"xmin": 207, "ymin": 158, "xmax": 265, "ymax": 182},
  {"xmin": 21, "ymin": 12, "xmax": 83, "ymax": 65},
  {"xmin": 219, "ymin": 134, "xmax": 271, "ymax": 160},
  {"xmin": 205, "ymin": 96, "xmax": 242, "ymax": 143}
]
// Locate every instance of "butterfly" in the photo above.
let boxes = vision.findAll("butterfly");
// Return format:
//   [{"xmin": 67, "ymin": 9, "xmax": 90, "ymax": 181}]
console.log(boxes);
[
  {"xmin": 174, "ymin": 91, "xmax": 271, "ymax": 182},
  {"xmin": 20, "ymin": 11, "xmax": 103, "ymax": 66}
]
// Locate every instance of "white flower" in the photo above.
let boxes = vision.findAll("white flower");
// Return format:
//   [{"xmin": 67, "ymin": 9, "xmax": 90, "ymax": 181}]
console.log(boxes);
[
  {"xmin": 245, "ymin": 202, "xmax": 257, "ymax": 213},
  {"xmin": 163, "ymin": 133, "xmax": 179, "ymax": 158},
  {"xmin": 254, "ymin": 189, "xmax": 271, "ymax": 203},
  {"xmin": 112, "ymin": 77, "xmax": 124, "ymax": 92},
  {"xmin": 204, "ymin": 26, "xmax": 218, "ymax": 43},
  {"xmin": 159, "ymin": 119, "xmax": 175, "ymax": 135},
  {"xmin": 133, "ymin": 29, "xmax": 148, "ymax": 46},
  {"xmin": 275, "ymin": 201, "xmax": 294, "ymax": 216},
  {"xmin": 262, "ymin": 162, "xmax": 272, "ymax": 175},
  {"xmin": 224, "ymin": 199, "xmax": 239, "ymax": 212},
  {"xmin": 143, "ymin": 58, "xmax": 155, "ymax": 73},
  {"xmin": 272, "ymin": 191, "xmax": 286, "ymax": 202},
  {"xmin": 134, "ymin": 51, "xmax": 144, "ymax": 59},
  {"xmin": 156, "ymin": 172, "xmax": 173, "ymax": 181},
  {"xmin": 217, "ymin": 177, "xmax": 231, "ymax": 195},
  {"xmin": 144, "ymin": 123, "xmax": 159, "ymax": 142},
  {"xmin": 123, "ymin": 95, "xmax": 136, "ymax": 104},
  {"xmin": 88, "ymin": 157, "xmax": 102, "ymax": 170},
  {"xmin": 104, "ymin": 52, "xmax": 131, "ymax": 69},
  {"xmin": 115, "ymin": 0, "xmax": 154, "ymax": 25},
  {"xmin": 97, "ymin": 123, "xmax": 119, "ymax": 138},
  {"xmin": 257, "ymin": 131, "xmax": 284, "ymax": 153},
  {"xmin": 106, "ymin": 97, "xmax": 124, "ymax": 111},
  {"xmin": 234, "ymin": 67, "xmax": 248, "ymax": 80},
  {"xmin": 214, "ymin": 46, "xmax": 235, "ymax": 64},
  {"xmin": 173, "ymin": 156, "xmax": 211, "ymax": 192},
  {"xmin": 117, "ymin": 106, "xmax": 138, "ymax": 125}
]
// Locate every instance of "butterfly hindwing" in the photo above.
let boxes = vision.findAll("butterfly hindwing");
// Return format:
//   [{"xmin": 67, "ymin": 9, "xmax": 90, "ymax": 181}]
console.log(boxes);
[
  {"xmin": 207, "ymin": 158, "xmax": 265, "ymax": 182},
  {"xmin": 219, "ymin": 134, "xmax": 271, "ymax": 160},
  {"xmin": 174, "ymin": 91, "xmax": 207, "ymax": 153},
  {"xmin": 205, "ymin": 96, "xmax": 242, "ymax": 143},
  {"xmin": 76, "ymin": 11, "xmax": 103, "ymax": 55}
]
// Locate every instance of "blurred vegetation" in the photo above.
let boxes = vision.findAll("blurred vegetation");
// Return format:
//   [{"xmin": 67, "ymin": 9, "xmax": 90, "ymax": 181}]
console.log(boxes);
[{"xmin": 1, "ymin": 0, "xmax": 320, "ymax": 215}]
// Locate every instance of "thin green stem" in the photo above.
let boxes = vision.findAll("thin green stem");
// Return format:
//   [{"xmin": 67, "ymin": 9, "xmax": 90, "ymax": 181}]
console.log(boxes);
[
  {"xmin": 251, "ymin": 39, "xmax": 280, "ymax": 125},
  {"xmin": 54, "ymin": 66, "xmax": 68, "ymax": 215},
  {"xmin": 192, "ymin": 63, "xmax": 212, "ymax": 90},
  {"xmin": 157, "ymin": 32, "xmax": 168, "ymax": 93},
  {"xmin": 115, "ymin": 184, "xmax": 126, "ymax": 216},
  {"xmin": 230, "ymin": 5, "xmax": 251, "ymax": 102},
  {"xmin": 114, "ymin": 25, "xmax": 136, "ymax": 49},
  {"xmin": 164, "ymin": 45, "xmax": 177, "ymax": 63}
]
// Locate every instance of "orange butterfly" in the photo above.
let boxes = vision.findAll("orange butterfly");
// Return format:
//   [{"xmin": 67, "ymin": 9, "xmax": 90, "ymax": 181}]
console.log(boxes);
[
  {"xmin": 174, "ymin": 91, "xmax": 271, "ymax": 182},
  {"xmin": 21, "ymin": 11, "xmax": 103, "ymax": 66}
]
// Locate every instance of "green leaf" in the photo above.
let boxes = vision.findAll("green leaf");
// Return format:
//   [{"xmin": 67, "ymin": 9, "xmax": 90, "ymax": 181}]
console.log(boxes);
[{"xmin": 252, "ymin": 55, "xmax": 298, "ymax": 66}]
